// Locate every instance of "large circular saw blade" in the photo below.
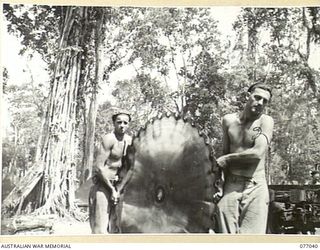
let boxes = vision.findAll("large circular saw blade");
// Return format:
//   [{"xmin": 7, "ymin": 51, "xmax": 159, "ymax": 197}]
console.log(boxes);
[{"xmin": 120, "ymin": 115, "xmax": 217, "ymax": 233}]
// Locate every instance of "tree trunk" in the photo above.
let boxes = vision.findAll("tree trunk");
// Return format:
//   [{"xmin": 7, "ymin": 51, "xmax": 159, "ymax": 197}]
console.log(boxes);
[
  {"xmin": 3, "ymin": 7, "xmax": 88, "ymax": 216},
  {"xmin": 80, "ymin": 14, "xmax": 104, "ymax": 185},
  {"xmin": 81, "ymin": 94, "xmax": 97, "ymax": 184},
  {"xmin": 35, "ymin": 112, "xmax": 48, "ymax": 163},
  {"xmin": 35, "ymin": 7, "xmax": 85, "ymax": 215},
  {"xmin": 246, "ymin": 8, "xmax": 261, "ymax": 81}
]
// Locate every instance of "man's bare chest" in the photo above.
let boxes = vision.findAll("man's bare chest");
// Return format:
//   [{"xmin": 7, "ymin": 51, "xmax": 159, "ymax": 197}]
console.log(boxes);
[
  {"xmin": 228, "ymin": 120, "xmax": 262, "ymax": 149},
  {"xmin": 110, "ymin": 140, "xmax": 126, "ymax": 159}
]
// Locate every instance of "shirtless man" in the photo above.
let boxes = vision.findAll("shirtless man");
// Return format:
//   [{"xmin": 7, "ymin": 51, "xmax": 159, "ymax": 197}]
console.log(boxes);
[
  {"xmin": 216, "ymin": 83, "xmax": 274, "ymax": 234},
  {"xmin": 89, "ymin": 110, "xmax": 132, "ymax": 234}
]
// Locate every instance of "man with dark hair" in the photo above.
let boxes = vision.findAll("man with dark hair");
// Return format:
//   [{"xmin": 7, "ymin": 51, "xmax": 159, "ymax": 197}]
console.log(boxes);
[
  {"xmin": 248, "ymin": 83, "xmax": 273, "ymax": 99},
  {"xmin": 89, "ymin": 109, "xmax": 132, "ymax": 234},
  {"xmin": 216, "ymin": 83, "xmax": 274, "ymax": 234}
]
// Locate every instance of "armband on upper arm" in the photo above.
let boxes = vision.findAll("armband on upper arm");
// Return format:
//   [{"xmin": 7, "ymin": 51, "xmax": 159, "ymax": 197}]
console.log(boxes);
[{"xmin": 252, "ymin": 127, "xmax": 271, "ymax": 146}]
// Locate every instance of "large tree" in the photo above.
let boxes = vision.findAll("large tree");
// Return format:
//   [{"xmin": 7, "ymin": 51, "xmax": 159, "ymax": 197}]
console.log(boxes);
[
  {"xmin": 3, "ymin": 6, "xmax": 101, "ymax": 216},
  {"xmin": 2, "ymin": 5, "xmax": 137, "ymax": 215}
]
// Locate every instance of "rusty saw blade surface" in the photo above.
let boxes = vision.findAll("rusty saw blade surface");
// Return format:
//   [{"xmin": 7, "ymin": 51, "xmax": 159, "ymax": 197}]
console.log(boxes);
[{"xmin": 120, "ymin": 115, "xmax": 217, "ymax": 233}]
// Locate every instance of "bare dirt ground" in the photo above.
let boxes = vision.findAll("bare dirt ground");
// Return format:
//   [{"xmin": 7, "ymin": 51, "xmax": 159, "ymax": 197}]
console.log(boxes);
[
  {"xmin": 52, "ymin": 219, "xmax": 91, "ymax": 235},
  {"xmin": 11, "ymin": 220, "xmax": 320, "ymax": 236},
  {"xmin": 2, "ymin": 212, "xmax": 320, "ymax": 235}
]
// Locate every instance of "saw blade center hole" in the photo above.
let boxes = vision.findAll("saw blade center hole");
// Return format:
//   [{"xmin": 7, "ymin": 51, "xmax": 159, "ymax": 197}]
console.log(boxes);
[{"xmin": 155, "ymin": 186, "xmax": 165, "ymax": 203}]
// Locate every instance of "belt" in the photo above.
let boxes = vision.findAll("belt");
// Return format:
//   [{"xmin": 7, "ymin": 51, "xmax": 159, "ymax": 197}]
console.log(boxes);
[
  {"xmin": 227, "ymin": 173, "xmax": 256, "ymax": 183},
  {"xmin": 92, "ymin": 175, "xmax": 119, "ymax": 186}
]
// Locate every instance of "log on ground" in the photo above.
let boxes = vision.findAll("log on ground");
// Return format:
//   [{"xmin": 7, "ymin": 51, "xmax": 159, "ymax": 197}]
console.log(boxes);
[{"xmin": 1, "ymin": 214, "xmax": 57, "ymax": 235}]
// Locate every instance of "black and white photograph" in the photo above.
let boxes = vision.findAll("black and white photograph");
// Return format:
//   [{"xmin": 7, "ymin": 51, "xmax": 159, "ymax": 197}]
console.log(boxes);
[{"xmin": 1, "ymin": 2, "xmax": 320, "ymax": 237}]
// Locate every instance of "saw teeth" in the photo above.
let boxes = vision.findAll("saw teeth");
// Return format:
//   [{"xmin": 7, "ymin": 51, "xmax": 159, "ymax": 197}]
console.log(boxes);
[
  {"xmin": 174, "ymin": 112, "xmax": 180, "ymax": 119},
  {"xmin": 134, "ymin": 112, "xmax": 216, "ymax": 167},
  {"xmin": 141, "ymin": 125, "xmax": 146, "ymax": 131}
]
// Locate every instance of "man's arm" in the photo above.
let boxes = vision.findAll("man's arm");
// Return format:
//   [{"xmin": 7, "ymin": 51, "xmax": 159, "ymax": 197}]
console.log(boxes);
[
  {"xmin": 94, "ymin": 134, "xmax": 118, "ymax": 195},
  {"xmin": 218, "ymin": 115, "xmax": 274, "ymax": 167}
]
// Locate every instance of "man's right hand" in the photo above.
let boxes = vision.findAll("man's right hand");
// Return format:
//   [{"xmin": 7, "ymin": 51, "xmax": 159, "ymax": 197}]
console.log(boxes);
[{"xmin": 216, "ymin": 155, "xmax": 228, "ymax": 169}]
